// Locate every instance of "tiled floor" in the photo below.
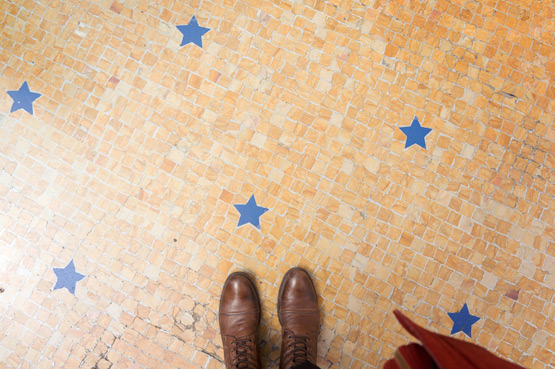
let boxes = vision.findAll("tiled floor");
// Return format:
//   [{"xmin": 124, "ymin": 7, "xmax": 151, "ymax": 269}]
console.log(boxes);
[{"xmin": 1, "ymin": 0, "xmax": 554, "ymax": 368}]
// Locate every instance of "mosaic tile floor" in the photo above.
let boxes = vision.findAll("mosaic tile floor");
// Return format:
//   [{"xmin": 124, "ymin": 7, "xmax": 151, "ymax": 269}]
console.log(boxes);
[{"xmin": 1, "ymin": 0, "xmax": 554, "ymax": 368}]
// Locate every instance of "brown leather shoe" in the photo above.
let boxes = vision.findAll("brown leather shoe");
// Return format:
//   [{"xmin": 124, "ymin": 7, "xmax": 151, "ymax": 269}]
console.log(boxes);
[
  {"xmin": 278, "ymin": 267, "xmax": 319, "ymax": 369},
  {"xmin": 219, "ymin": 272, "xmax": 262, "ymax": 369}
]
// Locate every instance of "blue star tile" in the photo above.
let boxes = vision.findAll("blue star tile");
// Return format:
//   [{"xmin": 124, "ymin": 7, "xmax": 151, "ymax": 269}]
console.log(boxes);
[
  {"xmin": 53, "ymin": 260, "xmax": 85, "ymax": 295},
  {"xmin": 399, "ymin": 116, "xmax": 432, "ymax": 149},
  {"xmin": 7, "ymin": 81, "xmax": 41, "ymax": 115},
  {"xmin": 234, "ymin": 195, "xmax": 269, "ymax": 229},
  {"xmin": 177, "ymin": 16, "xmax": 211, "ymax": 48},
  {"xmin": 448, "ymin": 303, "xmax": 480, "ymax": 337}
]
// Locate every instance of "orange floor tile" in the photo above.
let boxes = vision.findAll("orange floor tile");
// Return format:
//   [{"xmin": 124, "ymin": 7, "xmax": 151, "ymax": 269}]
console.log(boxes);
[{"xmin": 0, "ymin": 0, "xmax": 554, "ymax": 368}]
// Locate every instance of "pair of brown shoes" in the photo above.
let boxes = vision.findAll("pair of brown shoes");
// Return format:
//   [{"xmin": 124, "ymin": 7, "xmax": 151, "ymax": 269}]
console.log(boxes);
[{"xmin": 219, "ymin": 268, "xmax": 319, "ymax": 369}]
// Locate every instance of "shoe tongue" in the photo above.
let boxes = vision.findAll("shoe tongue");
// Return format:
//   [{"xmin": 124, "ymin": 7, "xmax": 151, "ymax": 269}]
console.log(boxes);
[
  {"xmin": 282, "ymin": 328, "xmax": 316, "ymax": 369},
  {"xmin": 233, "ymin": 338, "xmax": 257, "ymax": 369}
]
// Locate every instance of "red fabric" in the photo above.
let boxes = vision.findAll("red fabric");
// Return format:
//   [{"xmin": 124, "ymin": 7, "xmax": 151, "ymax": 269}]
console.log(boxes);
[
  {"xmin": 384, "ymin": 343, "xmax": 438, "ymax": 369},
  {"xmin": 391, "ymin": 310, "xmax": 526, "ymax": 369},
  {"xmin": 397, "ymin": 343, "xmax": 439, "ymax": 369},
  {"xmin": 384, "ymin": 359, "xmax": 401, "ymax": 369}
]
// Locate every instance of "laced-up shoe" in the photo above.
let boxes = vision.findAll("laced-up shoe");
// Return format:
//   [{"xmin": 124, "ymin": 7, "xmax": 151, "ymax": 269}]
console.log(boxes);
[
  {"xmin": 219, "ymin": 272, "xmax": 262, "ymax": 369},
  {"xmin": 278, "ymin": 268, "xmax": 319, "ymax": 369}
]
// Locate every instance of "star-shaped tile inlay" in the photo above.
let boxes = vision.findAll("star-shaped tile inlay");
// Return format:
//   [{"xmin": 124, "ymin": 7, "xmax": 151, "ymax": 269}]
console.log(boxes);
[
  {"xmin": 176, "ymin": 16, "xmax": 211, "ymax": 48},
  {"xmin": 234, "ymin": 195, "xmax": 269, "ymax": 229},
  {"xmin": 53, "ymin": 260, "xmax": 85, "ymax": 295},
  {"xmin": 7, "ymin": 81, "xmax": 42, "ymax": 115},
  {"xmin": 447, "ymin": 303, "xmax": 480, "ymax": 337},
  {"xmin": 399, "ymin": 116, "xmax": 432, "ymax": 149}
]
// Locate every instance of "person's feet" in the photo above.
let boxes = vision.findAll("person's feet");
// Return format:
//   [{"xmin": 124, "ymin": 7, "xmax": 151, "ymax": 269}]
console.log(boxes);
[
  {"xmin": 278, "ymin": 268, "xmax": 320, "ymax": 369},
  {"xmin": 219, "ymin": 272, "xmax": 262, "ymax": 369}
]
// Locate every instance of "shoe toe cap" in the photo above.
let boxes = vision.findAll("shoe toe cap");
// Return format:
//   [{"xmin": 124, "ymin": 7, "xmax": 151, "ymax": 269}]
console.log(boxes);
[
  {"xmin": 219, "ymin": 273, "xmax": 260, "ymax": 315},
  {"xmin": 279, "ymin": 268, "xmax": 318, "ymax": 310}
]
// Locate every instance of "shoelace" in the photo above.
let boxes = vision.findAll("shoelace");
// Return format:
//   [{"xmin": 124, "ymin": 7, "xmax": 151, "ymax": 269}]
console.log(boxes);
[
  {"xmin": 232, "ymin": 338, "xmax": 257, "ymax": 369},
  {"xmin": 286, "ymin": 333, "xmax": 311, "ymax": 368}
]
